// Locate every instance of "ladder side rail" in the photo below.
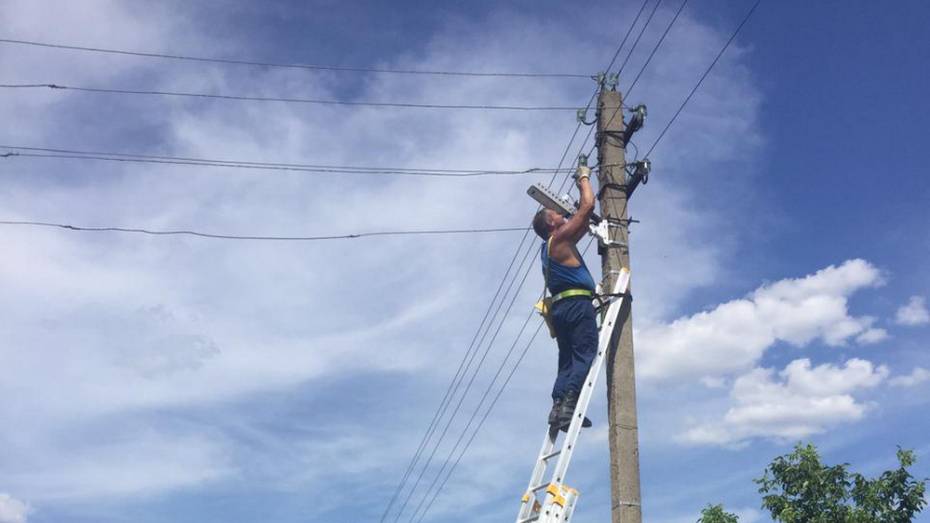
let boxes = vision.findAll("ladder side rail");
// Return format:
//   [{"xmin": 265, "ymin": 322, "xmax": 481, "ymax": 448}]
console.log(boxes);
[
  {"xmin": 516, "ymin": 432, "xmax": 558, "ymax": 522},
  {"xmin": 546, "ymin": 269, "xmax": 630, "ymax": 488}
]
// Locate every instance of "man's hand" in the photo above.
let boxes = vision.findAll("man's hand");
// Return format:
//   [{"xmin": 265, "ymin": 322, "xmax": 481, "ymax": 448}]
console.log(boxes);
[{"xmin": 574, "ymin": 165, "xmax": 591, "ymax": 186}]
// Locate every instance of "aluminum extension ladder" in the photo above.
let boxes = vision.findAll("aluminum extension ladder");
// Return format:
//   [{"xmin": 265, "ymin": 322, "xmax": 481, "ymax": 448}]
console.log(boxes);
[{"xmin": 515, "ymin": 268, "xmax": 631, "ymax": 523}]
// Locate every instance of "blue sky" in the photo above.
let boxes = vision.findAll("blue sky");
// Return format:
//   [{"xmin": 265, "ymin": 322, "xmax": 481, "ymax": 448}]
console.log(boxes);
[{"xmin": 1, "ymin": 1, "xmax": 928, "ymax": 523}]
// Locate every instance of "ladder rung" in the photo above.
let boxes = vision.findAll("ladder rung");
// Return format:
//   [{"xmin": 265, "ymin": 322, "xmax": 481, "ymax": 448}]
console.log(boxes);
[
  {"xmin": 541, "ymin": 449, "xmax": 562, "ymax": 461},
  {"xmin": 531, "ymin": 483, "xmax": 549, "ymax": 493},
  {"xmin": 518, "ymin": 515, "xmax": 540, "ymax": 523}
]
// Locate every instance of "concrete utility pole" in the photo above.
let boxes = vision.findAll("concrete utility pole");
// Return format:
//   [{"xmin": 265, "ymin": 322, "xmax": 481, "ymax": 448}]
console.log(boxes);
[{"xmin": 595, "ymin": 79, "xmax": 642, "ymax": 523}]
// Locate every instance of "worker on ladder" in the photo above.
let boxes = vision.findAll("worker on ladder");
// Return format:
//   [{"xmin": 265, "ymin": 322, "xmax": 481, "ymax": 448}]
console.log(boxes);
[{"xmin": 531, "ymin": 165, "xmax": 597, "ymax": 432}]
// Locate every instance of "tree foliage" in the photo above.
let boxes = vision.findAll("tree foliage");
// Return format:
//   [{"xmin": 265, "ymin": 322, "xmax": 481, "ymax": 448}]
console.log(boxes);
[
  {"xmin": 753, "ymin": 443, "xmax": 927, "ymax": 523},
  {"xmin": 698, "ymin": 503, "xmax": 740, "ymax": 523}
]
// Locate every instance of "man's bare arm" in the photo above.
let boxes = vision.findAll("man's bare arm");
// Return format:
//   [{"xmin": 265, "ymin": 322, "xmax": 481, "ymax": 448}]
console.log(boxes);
[{"xmin": 553, "ymin": 168, "xmax": 595, "ymax": 245}]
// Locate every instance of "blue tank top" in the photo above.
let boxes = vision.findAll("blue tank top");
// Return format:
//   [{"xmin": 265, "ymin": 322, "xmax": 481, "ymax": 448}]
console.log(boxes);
[{"xmin": 540, "ymin": 241, "xmax": 596, "ymax": 295}]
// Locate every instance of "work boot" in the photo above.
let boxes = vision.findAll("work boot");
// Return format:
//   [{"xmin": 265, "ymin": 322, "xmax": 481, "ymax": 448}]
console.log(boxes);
[
  {"xmin": 548, "ymin": 398, "xmax": 563, "ymax": 426},
  {"xmin": 558, "ymin": 390, "xmax": 592, "ymax": 432}
]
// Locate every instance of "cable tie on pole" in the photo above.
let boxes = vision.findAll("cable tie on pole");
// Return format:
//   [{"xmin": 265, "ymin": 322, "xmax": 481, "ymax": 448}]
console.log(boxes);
[{"xmin": 605, "ymin": 217, "xmax": 639, "ymax": 227}]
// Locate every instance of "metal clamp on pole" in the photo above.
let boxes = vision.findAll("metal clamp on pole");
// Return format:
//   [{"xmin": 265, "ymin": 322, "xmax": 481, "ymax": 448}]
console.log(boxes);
[
  {"xmin": 626, "ymin": 159, "xmax": 651, "ymax": 197},
  {"xmin": 621, "ymin": 104, "xmax": 647, "ymax": 146}
]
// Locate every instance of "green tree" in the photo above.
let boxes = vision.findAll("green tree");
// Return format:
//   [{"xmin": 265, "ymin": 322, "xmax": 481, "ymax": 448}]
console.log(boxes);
[
  {"xmin": 754, "ymin": 443, "xmax": 927, "ymax": 523},
  {"xmin": 698, "ymin": 503, "xmax": 740, "ymax": 523},
  {"xmin": 849, "ymin": 447, "xmax": 927, "ymax": 523}
]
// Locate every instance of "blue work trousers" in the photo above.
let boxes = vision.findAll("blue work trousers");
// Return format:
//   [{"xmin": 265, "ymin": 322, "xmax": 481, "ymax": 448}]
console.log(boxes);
[{"xmin": 550, "ymin": 296, "xmax": 598, "ymax": 401}]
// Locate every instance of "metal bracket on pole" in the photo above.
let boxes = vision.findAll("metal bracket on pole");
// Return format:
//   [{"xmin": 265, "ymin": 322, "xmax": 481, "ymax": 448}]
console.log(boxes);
[
  {"xmin": 590, "ymin": 220, "xmax": 626, "ymax": 250},
  {"xmin": 621, "ymin": 104, "xmax": 647, "ymax": 146},
  {"xmin": 625, "ymin": 159, "xmax": 651, "ymax": 198}
]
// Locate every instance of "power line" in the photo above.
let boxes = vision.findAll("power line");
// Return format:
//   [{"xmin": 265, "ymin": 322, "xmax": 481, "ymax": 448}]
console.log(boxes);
[
  {"xmin": 602, "ymin": 0, "xmax": 654, "ymax": 75},
  {"xmin": 615, "ymin": 0, "xmax": 664, "ymax": 77},
  {"xmin": 645, "ymin": 0, "xmax": 762, "ymax": 157},
  {"xmin": 407, "ymin": 261, "xmax": 538, "ymax": 523},
  {"xmin": 0, "ymin": 146, "xmax": 558, "ymax": 178},
  {"xmin": 0, "ymin": 37, "xmax": 591, "ymax": 79},
  {"xmin": 0, "ymin": 83, "xmax": 580, "ymax": 112},
  {"xmin": 625, "ymin": 0, "xmax": 690, "ymax": 98},
  {"xmin": 0, "ymin": 220, "xmax": 527, "ymax": 241}
]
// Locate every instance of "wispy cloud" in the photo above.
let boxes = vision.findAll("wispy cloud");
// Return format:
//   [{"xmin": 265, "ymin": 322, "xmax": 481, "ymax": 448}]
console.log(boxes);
[
  {"xmin": 682, "ymin": 358, "xmax": 888, "ymax": 446},
  {"xmin": 637, "ymin": 259, "xmax": 885, "ymax": 380},
  {"xmin": 895, "ymin": 296, "xmax": 930, "ymax": 326},
  {"xmin": 889, "ymin": 367, "xmax": 930, "ymax": 387},
  {"xmin": 0, "ymin": 494, "xmax": 31, "ymax": 523}
]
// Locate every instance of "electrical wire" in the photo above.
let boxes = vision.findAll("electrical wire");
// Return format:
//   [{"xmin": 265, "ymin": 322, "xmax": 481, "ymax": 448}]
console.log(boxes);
[
  {"xmin": 602, "ymin": 0, "xmax": 654, "ymax": 75},
  {"xmin": 625, "ymin": 0, "xmax": 690, "ymax": 99},
  {"xmin": 0, "ymin": 38, "xmax": 590, "ymax": 79},
  {"xmin": 0, "ymin": 83, "xmax": 579, "ymax": 112},
  {"xmin": 0, "ymin": 146, "xmax": 559, "ymax": 178},
  {"xmin": 645, "ymin": 0, "xmax": 762, "ymax": 157},
  {"xmin": 615, "ymin": 0, "xmax": 663, "ymax": 78},
  {"xmin": 0, "ymin": 220, "xmax": 527, "ymax": 241}
]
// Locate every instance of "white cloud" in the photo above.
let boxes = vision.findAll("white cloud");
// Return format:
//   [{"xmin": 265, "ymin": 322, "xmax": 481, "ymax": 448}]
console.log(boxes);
[
  {"xmin": 890, "ymin": 367, "xmax": 930, "ymax": 387},
  {"xmin": 637, "ymin": 259, "xmax": 884, "ymax": 380},
  {"xmin": 681, "ymin": 358, "xmax": 888, "ymax": 446},
  {"xmin": 0, "ymin": 494, "xmax": 30, "ymax": 523},
  {"xmin": 856, "ymin": 327, "xmax": 888, "ymax": 344},
  {"xmin": 895, "ymin": 296, "xmax": 930, "ymax": 326}
]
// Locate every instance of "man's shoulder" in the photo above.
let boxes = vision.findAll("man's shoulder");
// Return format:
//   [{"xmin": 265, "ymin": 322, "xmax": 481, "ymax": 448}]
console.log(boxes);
[{"xmin": 550, "ymin": 227, "xmax": 580, "ymax": 247}]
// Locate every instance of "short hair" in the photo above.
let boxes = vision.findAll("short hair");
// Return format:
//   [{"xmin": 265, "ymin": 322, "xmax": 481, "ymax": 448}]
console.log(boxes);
[{"xmin": 532, "ymin": 209, "xmax": 551, "ymax": 239}]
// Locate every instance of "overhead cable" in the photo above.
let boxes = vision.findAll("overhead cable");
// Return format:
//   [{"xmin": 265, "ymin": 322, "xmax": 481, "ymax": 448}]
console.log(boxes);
[
  {"xmin": 0, "ymin": 220, "xmax": 526, "ymax": 241},
  {"xmin": 615, "ymin": 0, "xmax": 664, "ymax": 77},
  {"xmin": 602, "ymin": 0, "xmax": 654, "ymax": 75},
  {"xmin": 0, "ymin": 83, "xmax": 579, "ymax": 111},
  {"xmin": 645, "ymin": 0, "xmax": 762, "ymax": 157},
  {"xmin": 625, "ymin": 0, "xmax": 690, "ymax": 98},
  {"xmin": 0, "ymin": 146, "xmax": 557, "ymax": 178},
  {"xmin": 0, "ymin": 38, "xmax": 590, "ymax": 79}
]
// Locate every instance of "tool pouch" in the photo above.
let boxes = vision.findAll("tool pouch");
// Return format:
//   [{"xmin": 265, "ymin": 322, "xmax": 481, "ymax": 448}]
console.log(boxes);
[{"xmin": 534, "ymin": 296, "xmax": 557, "ymax": 339}]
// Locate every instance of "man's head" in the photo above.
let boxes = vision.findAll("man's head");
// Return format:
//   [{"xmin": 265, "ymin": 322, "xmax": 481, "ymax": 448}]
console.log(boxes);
[{"xmin": 532, "ymin": 209, "xmax": 566, "ymax": 240}]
